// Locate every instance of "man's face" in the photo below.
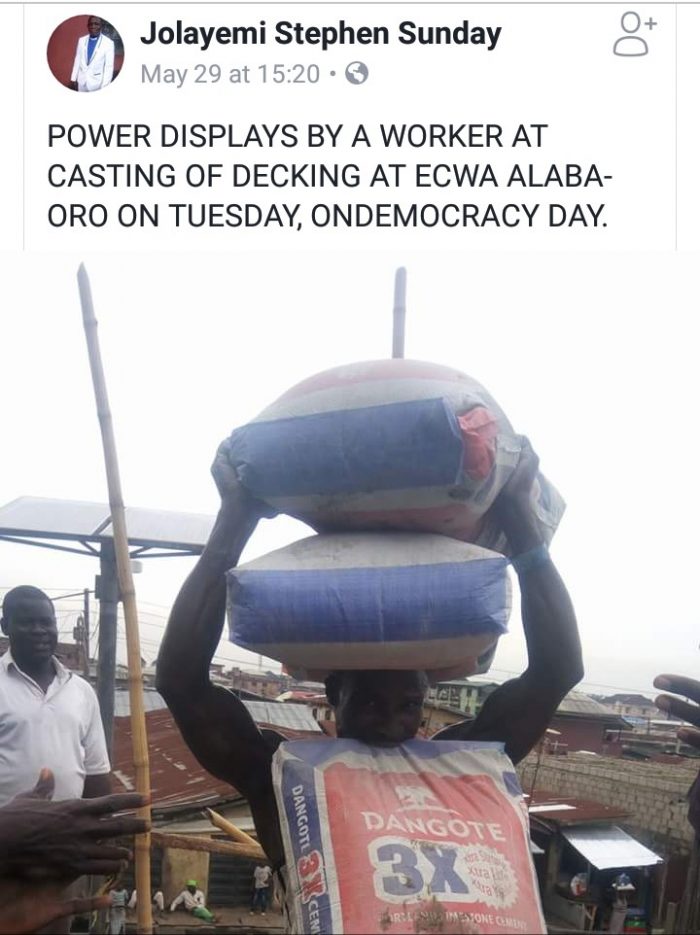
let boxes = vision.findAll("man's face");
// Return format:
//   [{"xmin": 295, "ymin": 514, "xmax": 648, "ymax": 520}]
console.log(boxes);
[
  {"xmin": 87, "ymin": 17, "xmax": 103, "ymax": 37},
  {"xmin": 4, "ymin": 597, "xmax": 58, "ymax": 663},
  {"xmin": 186, "ymin": 885, "xmax": 196, "ymax": 895},
  {"xmin": 333, "ymin": 671, "xmax": 426, "ymax": 745}
]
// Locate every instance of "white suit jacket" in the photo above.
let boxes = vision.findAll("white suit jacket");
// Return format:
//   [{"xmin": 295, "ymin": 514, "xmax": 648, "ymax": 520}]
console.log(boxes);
[{"xmin": 71, "ymin": 33, "xmax": 115, "ymax": 91}]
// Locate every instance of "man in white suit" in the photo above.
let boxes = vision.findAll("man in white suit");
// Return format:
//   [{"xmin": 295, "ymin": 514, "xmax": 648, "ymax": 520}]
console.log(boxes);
[{"xmin": 71, "ymin": 16, "xmax": 115, "ymax": 92}]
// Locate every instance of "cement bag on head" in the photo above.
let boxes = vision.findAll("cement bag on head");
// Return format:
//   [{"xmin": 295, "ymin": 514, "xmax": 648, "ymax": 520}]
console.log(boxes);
[
  {"xmin": 226, "ymin": 358, "xmax": 564, "ymax": 553},
  {"xmin": 226, "ymin": 532, "xmax": 510, "ymax": 681},
  {"xmin": 274, "ymin": 739, "xmax": 546, "ymax": 935}
]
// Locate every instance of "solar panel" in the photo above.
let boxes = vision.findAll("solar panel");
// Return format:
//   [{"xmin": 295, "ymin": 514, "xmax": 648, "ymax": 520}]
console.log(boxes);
[
  {"xmin": 0, "ymin": 497, "xmax": 109, "ymax": 539},
  {"xmin": 0, "ymin": 496, "xmax": 215, "ymax": 552}
]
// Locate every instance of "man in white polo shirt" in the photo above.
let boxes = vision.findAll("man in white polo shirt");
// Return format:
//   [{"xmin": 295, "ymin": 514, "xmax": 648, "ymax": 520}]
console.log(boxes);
[{"xmin": 0, "ymin": 585, "xmax": 112, "ymax": 805}]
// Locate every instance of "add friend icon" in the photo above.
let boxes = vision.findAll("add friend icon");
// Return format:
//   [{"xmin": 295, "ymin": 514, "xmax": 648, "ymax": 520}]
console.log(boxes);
[{"xmin": 613, "ymin": 11, "xmax": 652, "ymax": 57}]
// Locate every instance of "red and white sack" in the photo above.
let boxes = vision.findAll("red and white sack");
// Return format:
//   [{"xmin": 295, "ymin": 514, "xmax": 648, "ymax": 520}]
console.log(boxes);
[
  {"xmin": 226, "ymin": 358, "xmax": 564, "ymax": 553},
  {"xmin": 226, "ymin": 532, "xmax": 510, "ymax": 681},
  {"xmin": 274, "ymin": 739, "xmax": 546, "ymax": 934}
]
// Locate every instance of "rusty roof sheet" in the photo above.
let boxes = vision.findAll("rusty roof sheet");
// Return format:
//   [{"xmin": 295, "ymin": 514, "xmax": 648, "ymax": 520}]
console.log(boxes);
[
  {"xmin": 112, "ymin": 708, "xmax": 237, "ymax": 811},
  {"xmin": 112, "ymin": 705, "xmax": 325, "ymax": 812},
  {"xmin": 528, "ymin": 795, "xmax": 629, "ymax": 826}
]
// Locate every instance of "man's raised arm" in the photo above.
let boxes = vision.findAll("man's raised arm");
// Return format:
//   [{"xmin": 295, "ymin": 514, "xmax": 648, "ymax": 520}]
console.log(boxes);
[
  {"xmin": 156, "ymin": 443, "xmax": 274, "ymax": 804},
  {"xmin": 435, "ymin": 441, "xmax": 584, "ymax": 763}
]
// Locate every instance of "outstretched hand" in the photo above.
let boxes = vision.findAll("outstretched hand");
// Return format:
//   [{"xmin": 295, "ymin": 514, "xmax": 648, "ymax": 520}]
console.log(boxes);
[
  {"xmin": 654, "ymin": 674, "xmax": 700, "ymax": 751},
  {"xmin": 0, "ymin": 769, "xmax": 149, "ymax": 880},
  {"xmin": 654, "ymin": 673, "xmax": 700, "ymax": 834}
]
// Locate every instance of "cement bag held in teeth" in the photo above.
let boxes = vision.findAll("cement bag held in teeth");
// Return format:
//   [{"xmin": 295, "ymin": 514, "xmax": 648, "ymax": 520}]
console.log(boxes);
[
  {"xmin": 226, "ymin": 358, "xmax": 564, "ymax": 553},
  {"xmin": 226, "ymin": 532, "xmax": 510, "ymax": 680},
  {"xmin": 273, "ymin": 739, "xmax": 546, "ymax": 935}
]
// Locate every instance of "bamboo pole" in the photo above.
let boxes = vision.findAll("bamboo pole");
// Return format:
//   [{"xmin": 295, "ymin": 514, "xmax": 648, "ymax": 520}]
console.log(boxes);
[
  {"xmin": 392, "ymin": 267, "xmax": 407, "ymax": 358},
  {"xmin": 205, "ymin": 807, "xmax": 262, "ymax": 850},
  {"xmin": 151, "ymin": 831, "xmax": 266, "ymax": 861},
  {"xmin": 78, "ymin": 265, "xmax": 153, "ymax": 935}
]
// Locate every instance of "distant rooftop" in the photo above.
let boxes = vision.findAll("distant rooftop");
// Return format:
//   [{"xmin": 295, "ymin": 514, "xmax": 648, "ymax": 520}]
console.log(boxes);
[
  {"xmin": 528, "ymin": 794, "xmax": 629, "ymax": 826},
  {"xmin": 114, "ymin": 689, "xmax": 321, "ymax": 733},
  {"xmin": 556, "ymin": 690, "xmax": 629, "ymax": 719},
  {"xmin": 430, "ymin": 676, "xmax": 502, "ymax": 688},
  {"xmin": 600, "ymin": 693, "xmax": 656, "ymax": 706},
  {"xmin": 112, "ymin": 693, "xmax": 324, "ymax": 811}
]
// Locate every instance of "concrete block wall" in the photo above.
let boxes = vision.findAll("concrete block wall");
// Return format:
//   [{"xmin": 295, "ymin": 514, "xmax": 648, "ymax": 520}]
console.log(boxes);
[{"xmin": 517, "ymin": 753, "xmax": 697, "ymax": 853}]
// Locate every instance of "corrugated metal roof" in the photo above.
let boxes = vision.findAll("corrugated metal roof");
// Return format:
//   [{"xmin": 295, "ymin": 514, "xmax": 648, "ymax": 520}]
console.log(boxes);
[
  {"xmin": 529, "ymin": 803, "xmax": 576, "ymax": 814},
  {"xmin": 528, "ymin": 796, "xmax": 629, "ymax": 825},
  {"xmin": 0, "ymin": 496, "xmax": 214, "ymax": 552},
  {"xmin": 114, "ymin": 691, "xmax": 321, "ymax": 733},
  {"xmin": 114, "ymin": 690, "xmax": 168, "ymax": 717},
  {"xmin": 244, "ymin": 700, "xmax": 322, "ymax": 733},
  {"xmin": 562, "ymin": 825, "xmax": 664, "ymax": 870},
  {"xmin": 112, "ymin": 708, "xmax": 240, "ymax": 811},
  {"xmin": 112, "ymin": 696, "xmax": 324, "ymax": 811}
]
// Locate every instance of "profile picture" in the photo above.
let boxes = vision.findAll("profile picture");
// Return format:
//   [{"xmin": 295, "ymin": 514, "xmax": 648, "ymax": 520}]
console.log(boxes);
[{"xmin": 47, "ymin": 14, "xmax": 124, "ymax": 92}]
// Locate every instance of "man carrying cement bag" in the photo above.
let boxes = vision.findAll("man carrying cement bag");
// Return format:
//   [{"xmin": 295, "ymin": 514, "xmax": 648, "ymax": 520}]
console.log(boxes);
[{"xmin": 157, "ymin": 439, "xmax": 583, "ymax": 930}]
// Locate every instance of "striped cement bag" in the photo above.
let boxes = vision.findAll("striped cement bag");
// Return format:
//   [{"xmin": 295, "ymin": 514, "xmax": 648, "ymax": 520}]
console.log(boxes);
[
  {"xmin": 226, "ymin": 532, "xmax": 510, "ymax": 681},
  {"xmin": 226, "ymin": 358, "xmax": 564, "ymax": 553},
  {"xmin": 274, "ymin": 739, "xmax": 546, "ymax": 934}
]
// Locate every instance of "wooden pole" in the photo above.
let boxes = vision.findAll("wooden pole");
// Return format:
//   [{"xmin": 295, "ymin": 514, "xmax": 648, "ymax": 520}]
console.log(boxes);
[
  {"xmin": 78, "ymin": 264, "xmax": 153, "ymax": 935},
  {"xmin": 151, "ymin": 831, "xmax": 266, "ymax": 862},
  {"xmin": 205, "ymin": 807, "xmax": 262, "ymax": 851},
  {"xmin": 392, "ymin": 267, "xmax": 407, "ymax": 359}
]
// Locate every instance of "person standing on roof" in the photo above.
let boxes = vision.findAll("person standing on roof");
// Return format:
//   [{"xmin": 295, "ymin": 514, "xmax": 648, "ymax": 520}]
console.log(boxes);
[
  {"xmin": 108, "ymin": 879, "xmax": 129, "ymax": 935},
  {"xmin": 250, "ymin": 864, "xmax": 273, "ymax": 916}
]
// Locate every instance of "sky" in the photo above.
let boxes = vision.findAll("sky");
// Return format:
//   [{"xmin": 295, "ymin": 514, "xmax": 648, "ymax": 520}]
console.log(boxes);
[{"xmin": 1, "ymin": 249, "xmax": 698, "ymax": 698}]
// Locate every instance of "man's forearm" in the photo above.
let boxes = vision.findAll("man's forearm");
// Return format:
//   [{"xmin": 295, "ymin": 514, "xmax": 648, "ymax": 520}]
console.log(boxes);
[
  {"xmin": 519, "ymin": 560, "xmax": 583, "ymax": 689},
  {"xmin": 500, "ymin": 497, "xmax": 583, "ymax": 690},
  {"xmin": 157, "ymin": 492, "xmax": 260, "ymax": 694}
]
